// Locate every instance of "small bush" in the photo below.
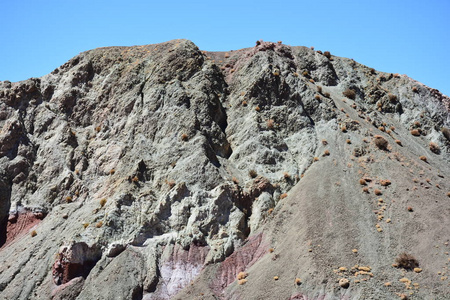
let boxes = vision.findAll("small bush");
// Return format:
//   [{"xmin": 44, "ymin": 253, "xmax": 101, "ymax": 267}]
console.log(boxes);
[
  {"xmin": 346, "ymin": 139, "xmax": 351, "ymax": 144},
  {"xmin": 323, "ymin": 149, "xmax": 330, "ymax": 156},
  {"xmin": 362, "ymin": 187, "xmax": 369, "ymax": 193},
  {"xmin": 317, "ymin": 86, "xmax": 322, "ymax": 93},
  {"xmin": 273, "ymin": 276, "xmax": 279, "ymax": 280},
  {"xmin": 322, "ymin": 139, "xmax": 328, "ymax": 145},
  {"xmin": 378, "ymin": 126, "xmax": 385, "ymax": 132},
  {"xmin": 374, "ymin": 189, "xmax": 382, "ymax": 195},
  {"xmin": 359, "ymin": 179, "xmax": 367, "ymax": 185},
  {"xmin": 341, "ymin": 125, "xmax": 347, "ymax": 132},
  {"xmin": 395, "ymin": 140, "xmax": 402, "ymax": 146},
  {"xmin": 295, "ymin": 278, "xmax": 302, "ymax": 285},
  {"xmin": 343, "ymin": 88, "xmax": 356, "ymax": 100},
  {"xmin": 419, "ymin": 156, "xmax": 427, "ymax": 162},
  {"xmin": 380, "ymin": 180, "xmax": 391, "ymax": 186},
  {"xmin": 249, "ymin": 170, "xmax": 257, "ymax": 178},
  {"xmin": 283, "ymin": 172, "xmax": 290, "ymax": 179},
  {"xmin": 181, "ymin": 133, "xmax": 189, "ymax": 141},
  {"xmin": 323, "ymin": 51, "xmax": 331, "ymax": 59},
  {"xmin": 255, "ymin": 105, "xmax": 261, "ymax": 112},
  {"xmin": 339, "ymin": 278, "xmax": 350, "ymax": 288},
  {"xmin": 429, "ymin": 142, "xmax": 440, "ymax": 154},
  {"xmin": 109, "ymin": 169, "xmax": 115, "ymax": 175},
  {"xmin": 166, "ymin": 180, "xmax": 176, "ymax": 189},
  {"xmin": 242, "ymin": 100, "xmax": 248, "ymax": 107},
  {"xmin": 324, "ymin": 92, "xmax": 330, "ymax": 98},
  {"xmin": 237, "ymin": 272, "xmax": 248, "ymax": 280},
  {"xmin": 412, "ymin": 86, "xmax": 418, "ymax": 93},
  {"xmin": 100, "ymin": 198, "xmax": 107, "ymax": 207},
  {"xmin": 96, "ymin": 221, "xmax": 103, "ymax": 228},
  {"xmin": 266, "ymin": 119, "xmax": 275, "ymax": 129},
  {"xmin": 315, "ymin": 94, "xmax": 321, "ymax": 100},
  {"xmin": 441, "ymin": 127, "xmax": 450, "ymax": 141},
  {"xmin": 374, "ymin": 135, "xmax": 388, "ymax": 150},
  {"xmin": 388, "ymin": 93, "xmax": 397, "ymax": 102},
  {"xmin": 65, "ymin": 196, "xmax": 72, "ymax": 203},
  {"xmin": 132, "ymin": 176, "xmax": 139, "ymax": 182},
  {"xmin": 407, "ymin": 206, "xmax": 413, "ymax": 212},
  {"xmin": 309, "ymin": 79, "xmax": 315, "ymax": 83},
  {"xmin": 238, "ymin": 279, "xmax": 247, "ymax": 285},
  {"xmin": 31, "ymin": 230, "xmax": 37, "ymax": 237},
  {"xmin": 83, "ymin": 222, "xmax": 89, "ymax": 229},
  {"xmin": 232, "ymin": 177, "xmax": 239, "ymax": 184},
  {"xmin": 302, "ymin": 71, "xmax": 309, "ymax": 77},
  {"xmin": 280, "ymin": 193, "xmax": 288, "ymax": 199},
  {"xmin": 313, "ymin": 157, "xmax": 319, "ymax": 161},
  {"xmin": 395, "ymin": 253, "xmax": 419, "ymax": 270}
]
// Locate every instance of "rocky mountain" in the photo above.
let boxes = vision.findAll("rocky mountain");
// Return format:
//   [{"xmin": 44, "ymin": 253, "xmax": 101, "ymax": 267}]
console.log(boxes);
[{"xmin": 0, "ymin": 39, "xmax": 449, "ymax": 300}]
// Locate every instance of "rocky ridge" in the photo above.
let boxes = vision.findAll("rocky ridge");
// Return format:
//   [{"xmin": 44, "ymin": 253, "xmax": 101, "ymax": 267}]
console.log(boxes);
[{"xmin": 0, "ymin": 39, "xmax": 449, "ymax": 299}]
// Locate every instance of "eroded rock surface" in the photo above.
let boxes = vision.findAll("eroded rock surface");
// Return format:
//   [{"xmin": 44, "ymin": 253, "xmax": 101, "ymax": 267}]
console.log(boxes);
[{"xmin": 0, "ymin": 39, "xmax": 449, "ymax": 299}]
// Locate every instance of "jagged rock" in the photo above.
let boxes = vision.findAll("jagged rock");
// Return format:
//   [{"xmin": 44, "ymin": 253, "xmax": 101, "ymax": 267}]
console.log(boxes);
[{"xmin": 0, "ymin": 39, "xmax": 449, "ymax": 299}]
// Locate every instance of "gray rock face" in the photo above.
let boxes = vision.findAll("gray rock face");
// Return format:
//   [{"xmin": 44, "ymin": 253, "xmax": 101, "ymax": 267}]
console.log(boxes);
[{"xmin": 0, "ymin": 39, "xmax": 449, "ymax": 299}]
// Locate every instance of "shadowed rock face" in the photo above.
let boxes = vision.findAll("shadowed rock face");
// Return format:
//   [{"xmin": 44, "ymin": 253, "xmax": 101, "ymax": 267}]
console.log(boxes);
[{"xmin": 0, "ymin": 39, "xmax": 449, "ymax": 299}]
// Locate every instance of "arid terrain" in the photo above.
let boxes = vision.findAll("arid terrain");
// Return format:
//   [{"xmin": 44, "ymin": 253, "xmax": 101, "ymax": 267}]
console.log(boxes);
[{"xmin": 0, "ymin": 39, "xmax": 449, "ymax": 299}]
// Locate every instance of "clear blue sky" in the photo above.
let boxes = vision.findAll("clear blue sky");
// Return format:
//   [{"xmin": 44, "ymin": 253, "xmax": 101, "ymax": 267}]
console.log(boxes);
[{"xmin": 1, "ymin": 0, "xmax": 449, "ymax": 96}]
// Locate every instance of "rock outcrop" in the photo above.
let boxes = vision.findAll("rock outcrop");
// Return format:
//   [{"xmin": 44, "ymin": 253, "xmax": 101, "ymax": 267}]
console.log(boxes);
[{"xmin": 0, "ymin": 39, "xmax": 449, "ymax": 299}]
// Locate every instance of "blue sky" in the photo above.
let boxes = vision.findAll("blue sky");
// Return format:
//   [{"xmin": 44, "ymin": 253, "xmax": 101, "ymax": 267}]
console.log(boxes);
[{"xmin": 1, "ymin": 0, "xmax": 449, "ymax": 96}]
